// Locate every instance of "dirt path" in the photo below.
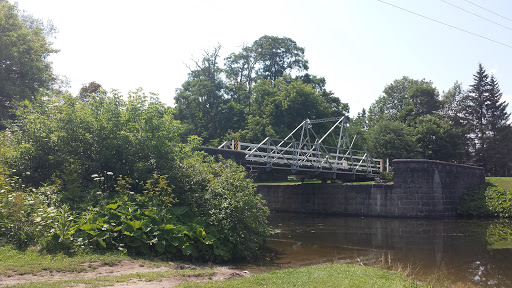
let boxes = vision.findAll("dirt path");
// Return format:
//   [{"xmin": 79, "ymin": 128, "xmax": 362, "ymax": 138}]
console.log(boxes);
[{"xmin": 0, "ymin": 260, "xmax": 249, "ymax": 287}]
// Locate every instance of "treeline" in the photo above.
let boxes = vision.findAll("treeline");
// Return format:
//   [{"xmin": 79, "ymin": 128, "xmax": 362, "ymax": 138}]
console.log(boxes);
[
  {"xmin": 173, "ymin": 38, "xmax": 348, "ymax": 145},
  {"xmin": 172, "ymin": 39, "xmax": 511, "ymax": 176}
]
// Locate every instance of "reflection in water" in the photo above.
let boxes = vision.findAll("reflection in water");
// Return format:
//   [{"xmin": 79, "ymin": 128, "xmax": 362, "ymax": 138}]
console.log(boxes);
[{"xmin": 263, "ymin": 214, "xmax": 512, "ymax": 287}]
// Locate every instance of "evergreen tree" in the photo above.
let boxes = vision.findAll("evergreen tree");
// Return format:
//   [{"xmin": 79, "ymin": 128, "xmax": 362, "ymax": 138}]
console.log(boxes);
[
  {"xmin": 464, "ymin": 63, "xmax": 511, "ymax": 173},
  {"xmin": 486, "ymin": 74, "xmax": 509, "ymax": 135},
  {"xmin": 464, "ymin": 63, "xmax": 490, "ymax": 166}
]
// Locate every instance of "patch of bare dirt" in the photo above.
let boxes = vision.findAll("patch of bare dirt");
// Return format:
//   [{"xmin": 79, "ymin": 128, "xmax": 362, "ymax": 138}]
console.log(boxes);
[{"xmin": 0, "ymin": 261, "xmax": 249, "ymax": 287}]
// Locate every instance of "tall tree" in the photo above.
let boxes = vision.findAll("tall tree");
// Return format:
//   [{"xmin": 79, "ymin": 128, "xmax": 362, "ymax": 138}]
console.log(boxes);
[
  {"xmin": 465, "ymin": 63, "xmax": 489, "ymax": 158},
  {"xmin": 252, "ymin": 35, "xmax": 309, "ymax": 82},
  {"xmin": 414, "ymin": 115, "xmax": 464, "ymax": 161},
  {"xmin": 174, "ymin": 46, "xmax": 227, "ymax": 144},
  {"xmin": 486, "ymin": 74, "xmax": 509, "ymax": 135},
  {"xmin": 224, "ymin": 35, "xmax": 310, "ymax": 113},
  {"xmin": 366, "ymin": 120, "xmax": 418, "ymax": 160},
  {"xmin": 463, "ymin": 63, "xmax": 511, "ymax": 172},
  {"xmin": 367, "ymin": 77, "xmax": 436, "ymax": 127},
  {"xmin": 0, "ymin": 1, "xmax": 57, "ymax": 128}
]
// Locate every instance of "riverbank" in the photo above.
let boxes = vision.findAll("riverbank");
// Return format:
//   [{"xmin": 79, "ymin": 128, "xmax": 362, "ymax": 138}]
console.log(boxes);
[{"xmin": 0, "ymin": 245, "xmax": 432, "ymax": 288}]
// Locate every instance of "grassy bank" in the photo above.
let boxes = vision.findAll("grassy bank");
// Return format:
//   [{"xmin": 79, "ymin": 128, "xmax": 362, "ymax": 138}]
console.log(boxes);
[
  {"xmin": 0, "ymin": 245, "xmax": 430, "ymax": 288},
  {"xmin": 177, "ymin": 264, "xmax": 425, "ymax": 288},
  {"xmin": 487, "ymin": 177, "xmax": 512, "ymax": 191}
]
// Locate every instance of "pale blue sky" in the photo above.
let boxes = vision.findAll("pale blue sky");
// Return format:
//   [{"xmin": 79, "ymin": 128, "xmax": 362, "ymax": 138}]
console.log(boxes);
[{"xmin": 14, "ymin": 0, "xmax": 512, "ymax": 116}]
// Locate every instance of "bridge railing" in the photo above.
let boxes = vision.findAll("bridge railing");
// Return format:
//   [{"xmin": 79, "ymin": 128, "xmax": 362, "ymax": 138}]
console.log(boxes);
[{"xmin": 219, "ymin": 138, "xmax": 383, "ymax": 176}]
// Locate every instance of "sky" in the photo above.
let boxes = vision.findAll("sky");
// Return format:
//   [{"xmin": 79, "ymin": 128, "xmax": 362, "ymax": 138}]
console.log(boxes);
[{"xmin": 13, "ymin": 0, "xmax": 512, "ymax": 116}]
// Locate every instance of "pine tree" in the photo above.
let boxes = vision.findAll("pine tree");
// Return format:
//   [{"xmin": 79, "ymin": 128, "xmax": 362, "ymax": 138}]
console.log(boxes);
[
  {"xmin": 464, "ymin": 63, "xmax": 511, "ymax": 174},
  {"xmin": 466, "ymin": 63, "xmax": 489, "ymax": 149},
  {"xmin": 486, "ymin": 74, "xmax": 510, "ymax": 135}
]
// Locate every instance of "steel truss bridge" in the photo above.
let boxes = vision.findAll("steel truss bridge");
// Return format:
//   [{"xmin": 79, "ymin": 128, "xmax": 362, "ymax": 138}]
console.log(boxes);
[{"xmin": 219, "ymin": 117, "xmax": 383, "ymax": 180}]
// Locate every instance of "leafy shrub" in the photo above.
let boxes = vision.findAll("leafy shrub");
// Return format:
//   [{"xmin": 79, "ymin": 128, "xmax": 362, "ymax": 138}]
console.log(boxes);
[
  {"xmin": 0, "ymin": 171, "xmax": 60, "ymax": 248},
  {"xmin": 175, "ymin": 153, "xmax": 270, "ymax": 260},
  {"xmin": 458, "ymin": 182, "xmax": 512, "ymax": 217},
  {"xmin": 380, "ymin": 171, "xmax": 393, "ymax": 180},
  {"xmin": 458, "ymin": 183, "xmax": 493, "ymax": 217},
  {"xmin": 486, "ymin": 186, "xmax": 512, "ymax": 217},
  {"xmin": 75, "ymin": 199, "xmax": 221, "ymax": 261}
]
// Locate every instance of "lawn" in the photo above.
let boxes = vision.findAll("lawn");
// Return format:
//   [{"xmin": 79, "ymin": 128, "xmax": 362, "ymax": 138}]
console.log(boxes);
[
  {"xmin": 177, "ymin": 263, "xmax": 426, "ymax": 288},
  {"xmin": 487, "ymin": 177, "xmax": 512, "ymax": 191}
]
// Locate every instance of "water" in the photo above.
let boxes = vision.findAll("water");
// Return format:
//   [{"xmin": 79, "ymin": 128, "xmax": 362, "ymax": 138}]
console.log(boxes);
[{"xmin": 255, "ymin": 213, "xmax": 512, "ymax": 287}]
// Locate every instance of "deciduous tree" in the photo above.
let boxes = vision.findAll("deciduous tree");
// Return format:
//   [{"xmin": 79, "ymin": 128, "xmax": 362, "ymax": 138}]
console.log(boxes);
[{"xmin": 0, "ymin": 1, "xmax": 57, "ymax": 128}]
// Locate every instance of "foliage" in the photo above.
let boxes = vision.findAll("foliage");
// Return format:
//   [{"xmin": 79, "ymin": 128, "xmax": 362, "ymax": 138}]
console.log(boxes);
[
  {"xmin": 39, "ymin": 172, "xmax": 235, "ymax": 261},
  {"xmin": 174, "ymin": 155, "xmax": 270, "ymax": 260},
  {"xmin": 73, "ymin": 197, "xmax": 221, "ymax": 261},
  {"xmin": 457, "ymin": 183, "xmax": 494, "ymax": 217},
  {"xmin": 2, "ymin": 87, "xmax": 270, "ymax": 261},
  {"xmin": 367, "ymin": 76, "xmax": 437, "ymax": 127},
  {"xmin": 485, "ymin": 185, "xmax": 512, "ymax": 217},
  {"xmin": 413, "ymin": 115, "xmax": 464, "ymax": 161},
  {"xmin": 458, "ymin": 181, "xmax": 512, "ymax": 218},
  {"xmin": 0, "ymin": 1, "xmax": 58, "ymax": 128},
  {"xmin": 174, "ymin": 46, "xmax": 228, "ymax": 144},
  {"xmin": 6, "ymin": 89, "xmax": 181, "ymax": 198},
  {"xmin": 462, "ymin": 63, "xmax": 511, "ymax": 172},
  {"xmin": 0, "ymin": 170, "xmax": 60, "ymax": 248},
  {"xmin": 366, "ymin": 120, "xmax": 418, "ymax": 160},
  {"xmin": 175, "ymin": 36, "xmax": 348, "ymax": 145}
]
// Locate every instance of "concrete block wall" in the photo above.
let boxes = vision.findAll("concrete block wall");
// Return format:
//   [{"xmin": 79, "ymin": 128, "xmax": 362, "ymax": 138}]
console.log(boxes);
[{"xmin": 257, "ymin": 159, "xmax": 485, "ymax": 218}]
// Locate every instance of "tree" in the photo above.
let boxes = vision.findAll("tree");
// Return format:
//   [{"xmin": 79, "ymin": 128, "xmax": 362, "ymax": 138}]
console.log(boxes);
[
  {"xmin": 174, "ymin": 46, "xmax": 228, "ymax": 144},
  {"xmin": 486, "ymin": 74, "xmax": 509, "ymax": 136},
  {"xmin": 244, "ymin": 76, "xmax": 338, "ymax": 140},
  {"xmin": 223, "ymin": 36, "xmax": 310, "ymax": 113},
  {"xmin": 440, "ymin": 81, "xmax": 465, "ymax": 118},
  {"xmin": 407, "ymin": 86, "xmax": 440, "ymax": 120},
  {"xmin": 0, "ymin": 1, "xmax": 57, "ymax": 128},
  {"xmin": 78, "ymin": 81, "xmax": 103, "ymax": 101},
  {"xmin": 465, "ymin": 63, "xmax": 490, "ymax": 160},
  {"xmin": 348, "ymin": 108, "xmax": 369, "ymax": 152},
  {"xmin": 366, "ymin": 120, "xmax": 418, "ymax": 160},
  {"xmin": 251, "ymin": 35, "xmax": 309, "ymax": 82},
  {"xmin": 367, "ymin": 77, "xmax": 436, "ymax": 127},
  {"xmin": 414, "ymin": 115, "xmax": 464, "ymax": 161},
  {"xmin": 462, "ymin": 63, "xmax": 511, "ymax": 173}
]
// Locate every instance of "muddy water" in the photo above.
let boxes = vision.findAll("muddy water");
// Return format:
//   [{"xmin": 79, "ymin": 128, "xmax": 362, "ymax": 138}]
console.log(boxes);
[{"xmin": 255, "ymin": 213, "xmax": 512, "ymax": 287}]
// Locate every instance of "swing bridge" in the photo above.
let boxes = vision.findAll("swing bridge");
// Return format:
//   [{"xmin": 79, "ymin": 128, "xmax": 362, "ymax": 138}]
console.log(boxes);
[{"xmin": 218, "ymin": 117, "xmax": 384, "ymax": 180}]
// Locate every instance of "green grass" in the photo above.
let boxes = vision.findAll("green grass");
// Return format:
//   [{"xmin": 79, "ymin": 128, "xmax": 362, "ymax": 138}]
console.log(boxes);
[
  {"xmin": 176, "ymin": 264, "xmax": 426, "ymax": 288},
  {"xmin": 487, "ymin": 177, "xmax": 512, "ymax": 191},
  {"xmin": 5, "ymin": 269, "xmax": 214, "ymax": 288},
  {"xmin": 0, "ymin": 245, "xmax": 154, "ymax": 276}
]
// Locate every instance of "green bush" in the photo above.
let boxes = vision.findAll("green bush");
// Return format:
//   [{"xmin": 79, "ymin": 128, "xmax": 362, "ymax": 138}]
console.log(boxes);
[
  {"xmin": 2, "ymin": 91, "xmax": 271, "ymax": 262},
  {"xmin": 174, "ymin": 153, "xmax": 270, "ymax": 260},
  {"xmin": 486, "ymin": 186, "xmax": 512, "ymax": 217},
  {"xmin": 0, "ymin": 170, "xmax": 60, "ymax": 248},
  {"xmin": 458, "ymin": 182, "xmax": 512, "ymax": 217},
  {"xmin": 458, "ymin": 183, "xmax": 493, "ymax": 217}
]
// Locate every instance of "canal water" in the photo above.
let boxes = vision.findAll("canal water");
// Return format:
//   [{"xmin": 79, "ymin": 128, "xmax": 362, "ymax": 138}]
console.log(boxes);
[{"xmin": 256, "ymin": 213, "xmax": 512, "ymax": 287}]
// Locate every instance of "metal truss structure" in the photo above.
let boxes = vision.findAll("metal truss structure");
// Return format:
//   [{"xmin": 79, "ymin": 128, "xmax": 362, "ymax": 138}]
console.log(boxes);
[{"xmin": 219, "ymin": 117, "xmax": 383, "ymax": 179}]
